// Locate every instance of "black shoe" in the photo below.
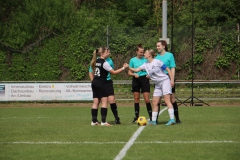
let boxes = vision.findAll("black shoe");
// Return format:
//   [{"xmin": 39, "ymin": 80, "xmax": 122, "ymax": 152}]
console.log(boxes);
[
  {"xmin": 176, "ymin": 119, "xmax": 181, "ymax": 124},
  {"xmin": 132, "ymin": 117, "xmax": 138, "ymax": 123},
  {"xmin": 115, "ymin": 117, "xmax": 121, "ymax": 124}
]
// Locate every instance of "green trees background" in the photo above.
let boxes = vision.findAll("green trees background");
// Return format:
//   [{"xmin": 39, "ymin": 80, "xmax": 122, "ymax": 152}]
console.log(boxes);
[{"xmin": 0, "ymin": 0, "xmax": 239, "ymax": 81}]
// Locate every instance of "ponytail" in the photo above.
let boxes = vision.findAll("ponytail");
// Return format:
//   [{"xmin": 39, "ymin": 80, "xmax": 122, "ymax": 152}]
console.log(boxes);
[
  {"xmin": 90, "ymin": 49, "xmax": 98, "ymax": 72},
  {"xmin": 90, "ymin": 47, "xmax": 108, "ymax": 73}
]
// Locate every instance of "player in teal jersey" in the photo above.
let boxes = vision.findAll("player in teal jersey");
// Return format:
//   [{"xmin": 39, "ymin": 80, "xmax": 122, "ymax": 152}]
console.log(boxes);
[
  {"xmin": 128, "ymin": 43, "xmax": 152, "ymax": 122},
  {"xmin": 129, "ymin": 49, "xmax": 175, "ymax": 126},
  {"xmin": 155, "ymin": 40, "xmax": 181, "ymax": 123},
  {"xmin": 89, "ymin": 48, "xmax": 121, "ymax": 124}
]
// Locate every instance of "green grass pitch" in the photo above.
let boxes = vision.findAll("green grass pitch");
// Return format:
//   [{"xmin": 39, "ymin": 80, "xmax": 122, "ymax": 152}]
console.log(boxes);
[{"xmin": 0, "ymin": 104, "xmax": 239, "ymax": 160}]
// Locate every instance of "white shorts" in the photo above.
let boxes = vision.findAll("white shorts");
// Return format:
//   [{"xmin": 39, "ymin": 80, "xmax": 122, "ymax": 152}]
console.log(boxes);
[{"xmin": 153, "ymin": 79, "xmax": 172, "ymax": 97}]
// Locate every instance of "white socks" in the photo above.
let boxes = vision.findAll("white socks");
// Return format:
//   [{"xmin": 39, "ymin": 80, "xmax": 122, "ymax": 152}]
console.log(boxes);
[
  {"xmin": 152, "ymin": 108, "xmax": 174, "ymax": 121},
  {"xmin": 168, "ymin": 108, "xmax": 174, "ymax": 119},
  {"xmin": 152, "ymin": 111, "xmax": 158, "ymax": 121}
]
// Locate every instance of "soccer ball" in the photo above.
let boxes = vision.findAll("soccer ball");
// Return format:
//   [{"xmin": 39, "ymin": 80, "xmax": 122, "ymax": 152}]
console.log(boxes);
[{"xmin": 137, "ymin": 116, "xmax": 148, "ymax": 126}]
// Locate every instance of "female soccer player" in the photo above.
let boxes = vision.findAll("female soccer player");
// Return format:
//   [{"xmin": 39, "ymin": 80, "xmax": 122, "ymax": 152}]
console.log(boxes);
[
  {"xmin": 89, "ymin": 48, "xmax": 121, "ymax": 124},
  {"xmin": 90, "ymin": 47, "xmax": 128, "ymax": 126},
  {"xmin": 155, "ymin": 40, "xmax": 181, "ymax": 123},
  {"xmin": 129, "ymin": 49, "xmax": 175, "ymax": 126},
  {"xmin": 128, "ymin": 43, "xmax": 152, "ymax": 123}
]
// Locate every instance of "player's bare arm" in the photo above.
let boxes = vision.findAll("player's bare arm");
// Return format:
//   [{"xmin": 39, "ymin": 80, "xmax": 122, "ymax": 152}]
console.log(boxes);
[
  {"xmin": 129, "ymin": 67, "xmax": 141, "ymax": 73},
  {"xmin": 128, "ymin": 69, "xmax": 139, "ymax": 78},
  {"xmin": 109, "ymin": 63, "xmax": 129, "ymax": 75},
  {"xmin": 166, "ymin": 68, "xmax": 174, "ymax": 87}
]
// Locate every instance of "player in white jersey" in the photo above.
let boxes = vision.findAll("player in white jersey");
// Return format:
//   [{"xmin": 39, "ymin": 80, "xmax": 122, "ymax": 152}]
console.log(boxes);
[{"xmin": 129, "ymin": 49, "xmax": 176, "ymax": 126}]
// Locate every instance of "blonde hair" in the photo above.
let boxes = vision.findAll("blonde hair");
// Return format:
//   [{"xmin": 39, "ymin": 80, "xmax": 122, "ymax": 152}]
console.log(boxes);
[
  {"xmin": 90, "ymin": 46, "xmax": 108, "ymax": 72},
  {"xmin": 148, "ymin": 49, "xmax": 156, "ymax": 57}
]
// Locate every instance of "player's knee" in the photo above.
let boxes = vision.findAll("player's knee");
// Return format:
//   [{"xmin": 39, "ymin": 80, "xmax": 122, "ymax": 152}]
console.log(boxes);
[{"xmin": 144, "ymin": 98, "xmax": 150, "ymax": 103}]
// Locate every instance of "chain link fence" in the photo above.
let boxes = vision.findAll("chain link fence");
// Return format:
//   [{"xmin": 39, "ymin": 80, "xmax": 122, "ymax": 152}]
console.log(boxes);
[{"xmin": 94, "ymin": 25, "xmax": 240, "ymax": 80}]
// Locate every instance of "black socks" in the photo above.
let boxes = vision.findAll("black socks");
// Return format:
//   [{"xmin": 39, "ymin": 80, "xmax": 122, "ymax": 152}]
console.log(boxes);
[
  {"xmin": 134, "ymin": 103, "xmax": 140, "ymax": 118},
  {"xmin": 110, "ymin": 103, "xmax": 119, "ymax": 120},
  {"xmin": 146, "ymin": 102, "xmax": 152, "ymax": 120},
  {"xmin": 91, "ymin": 108, "xmax": 98, "ymax": 123},
  {"xmin": 134, "ymin": 102, "xmax": 152, "ymax": 120},
  {"xmin": 101, "ymin": 108, "xmax": 107, "ymax": 123},
  {"xmin": 156, "ymin": 103, "xmax": 161, "ymax": 122},
  {"xmin": 172, "ymin": 101, "xmax": 179, "ymax": 120}
]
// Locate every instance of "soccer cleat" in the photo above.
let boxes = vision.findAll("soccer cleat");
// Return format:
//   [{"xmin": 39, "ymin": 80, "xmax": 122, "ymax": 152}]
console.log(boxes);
[
  {"xmin": 176, "ymin": 119, "xmax": 181, "ymax": 124},
  {"xmin": 91, "ymin": 121, "xmax": 100, "ymax": 126},
  {"xmin": 132, "ymin": 117, "xmax": 138, "ymax": 123},
  {"xmin": 165, "ymin": 119, "xmax": 176, "ymax": 126},
  {"xmin": 147, "ymin": 118, "xmax": 152, "ymax": 122},
  {"xmin": 148, "ymin": 121, "xmax": 157, "ymax": 125},
  {"xmin": 114, "ymin": 117, "xmax": 121, "ymax": 124},
  {"xmin": 101, "ymin": 122, "xmax": 113, "ymax": 126}
]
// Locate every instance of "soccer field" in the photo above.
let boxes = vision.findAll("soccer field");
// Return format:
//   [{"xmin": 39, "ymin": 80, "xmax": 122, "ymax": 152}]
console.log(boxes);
[{"xmin": 0, "ymin": 104, "xmax": 239, "ymax": 160}]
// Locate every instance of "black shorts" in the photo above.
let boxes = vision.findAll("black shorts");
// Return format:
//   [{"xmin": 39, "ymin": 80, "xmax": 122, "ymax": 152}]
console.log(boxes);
[
  {"xmin": 91, "ymin": 78, "xmax": 108, "ymax": 98},
  {"xmin": 172, "ymin": 85, "xmax": 175, "ymax": 93},
  {"xmin": 131, "ymin": 76, "xmax": 150, "ymax": 93},
  {"xmin": 106, "ymin": 80, "xmax": 114, "ymax": 96},
  {"xmin": 167, "ymin": 74, "xmax": 176, "ymax": 93}
]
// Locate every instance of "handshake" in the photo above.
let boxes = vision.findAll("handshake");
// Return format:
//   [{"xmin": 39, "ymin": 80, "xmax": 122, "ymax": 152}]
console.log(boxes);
[
  {"xmin": 121, "ymin": 63, "xmax": 129, "ymax": 70},
  {"xmin": 122, "ymin": 63, "xmax": 139, "ymax": 73},
  {"xmin": 121, "ymin": 63, "xmax": 139, "ymax": 73}
]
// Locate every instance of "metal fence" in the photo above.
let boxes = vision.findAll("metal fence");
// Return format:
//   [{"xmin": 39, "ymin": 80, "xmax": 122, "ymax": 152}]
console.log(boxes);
[
  {"xmin": 112, "ymin": 80, "xmax": 240, "ymax": 106},
  {"xmin": 93, "ymin": 25, "xmax": 240, "ymax": 80}
]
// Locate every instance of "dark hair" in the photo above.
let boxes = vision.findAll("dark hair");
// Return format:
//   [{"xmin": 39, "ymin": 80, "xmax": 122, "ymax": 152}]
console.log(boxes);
[
  {"xmin": 136, "ymin": 43, "xmax": 144, "ymax": 52},
  {"xmin": 157, "ymin": 40, "xmax": 168, "ymax": 51}
]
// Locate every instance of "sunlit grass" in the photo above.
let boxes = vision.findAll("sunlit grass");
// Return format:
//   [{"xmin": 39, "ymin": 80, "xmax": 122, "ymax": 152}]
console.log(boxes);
[{"xmin": 0, "ymin": 105, "xmax": 239, "ymax": 160}]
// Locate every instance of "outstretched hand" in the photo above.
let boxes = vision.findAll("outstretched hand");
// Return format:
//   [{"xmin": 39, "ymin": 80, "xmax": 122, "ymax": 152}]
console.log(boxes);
[{"xmin": 123, "ymin": 63, "xmax": 129, "ymax": 68}]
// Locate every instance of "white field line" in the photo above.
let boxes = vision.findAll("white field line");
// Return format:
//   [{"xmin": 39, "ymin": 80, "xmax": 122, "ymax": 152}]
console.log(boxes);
[
  {"xmin": 114, "ymin": 126, "xmax": 145, "ymax": 160},
  {"xmin": 0, "ymin": 140, "xmax": 237, "ymax": 145},
  {"xmin": 114, "ymin": 107, "xmax": 168, "ymax": 160},
  {"xmin": 159, "ymin": 106, "xmax": 168, "ymax": 115},
  {"xmin": 0, "ymin": 116, "xmax": 49, "ymax": 119}
]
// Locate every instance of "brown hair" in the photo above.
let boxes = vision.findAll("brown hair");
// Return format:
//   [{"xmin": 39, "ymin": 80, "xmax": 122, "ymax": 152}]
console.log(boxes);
[
  {"xmin": 90, "ymin": 46, "xmax": 108, "ymax": 72},
  {"xmin": 158, "ymin": 40, "xmax": 168, "ymax": 51},
  {"xmin": 136, "ymin": 43, "xmax": 144, "ymax": 52}
]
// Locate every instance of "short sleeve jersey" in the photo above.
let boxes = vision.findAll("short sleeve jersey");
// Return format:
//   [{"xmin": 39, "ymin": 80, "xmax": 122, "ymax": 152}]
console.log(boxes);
[
  {"xmin": 155, "ymin": 52, "xmax": 176, "ymax": 74},
  {"xmin": 139, "ymin": 59, "xmax": 169, "ymax": 83},
  {"xmin": 129, "ymin": 57, "xmax": 148, "ymax": 76},
  {"xmin": 93, "ymin": 58, "xmax": 113, "ymax": 80},
  {"xmin": 89, "ymin": 57, "xmax": 114, "ymax": 80}
]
